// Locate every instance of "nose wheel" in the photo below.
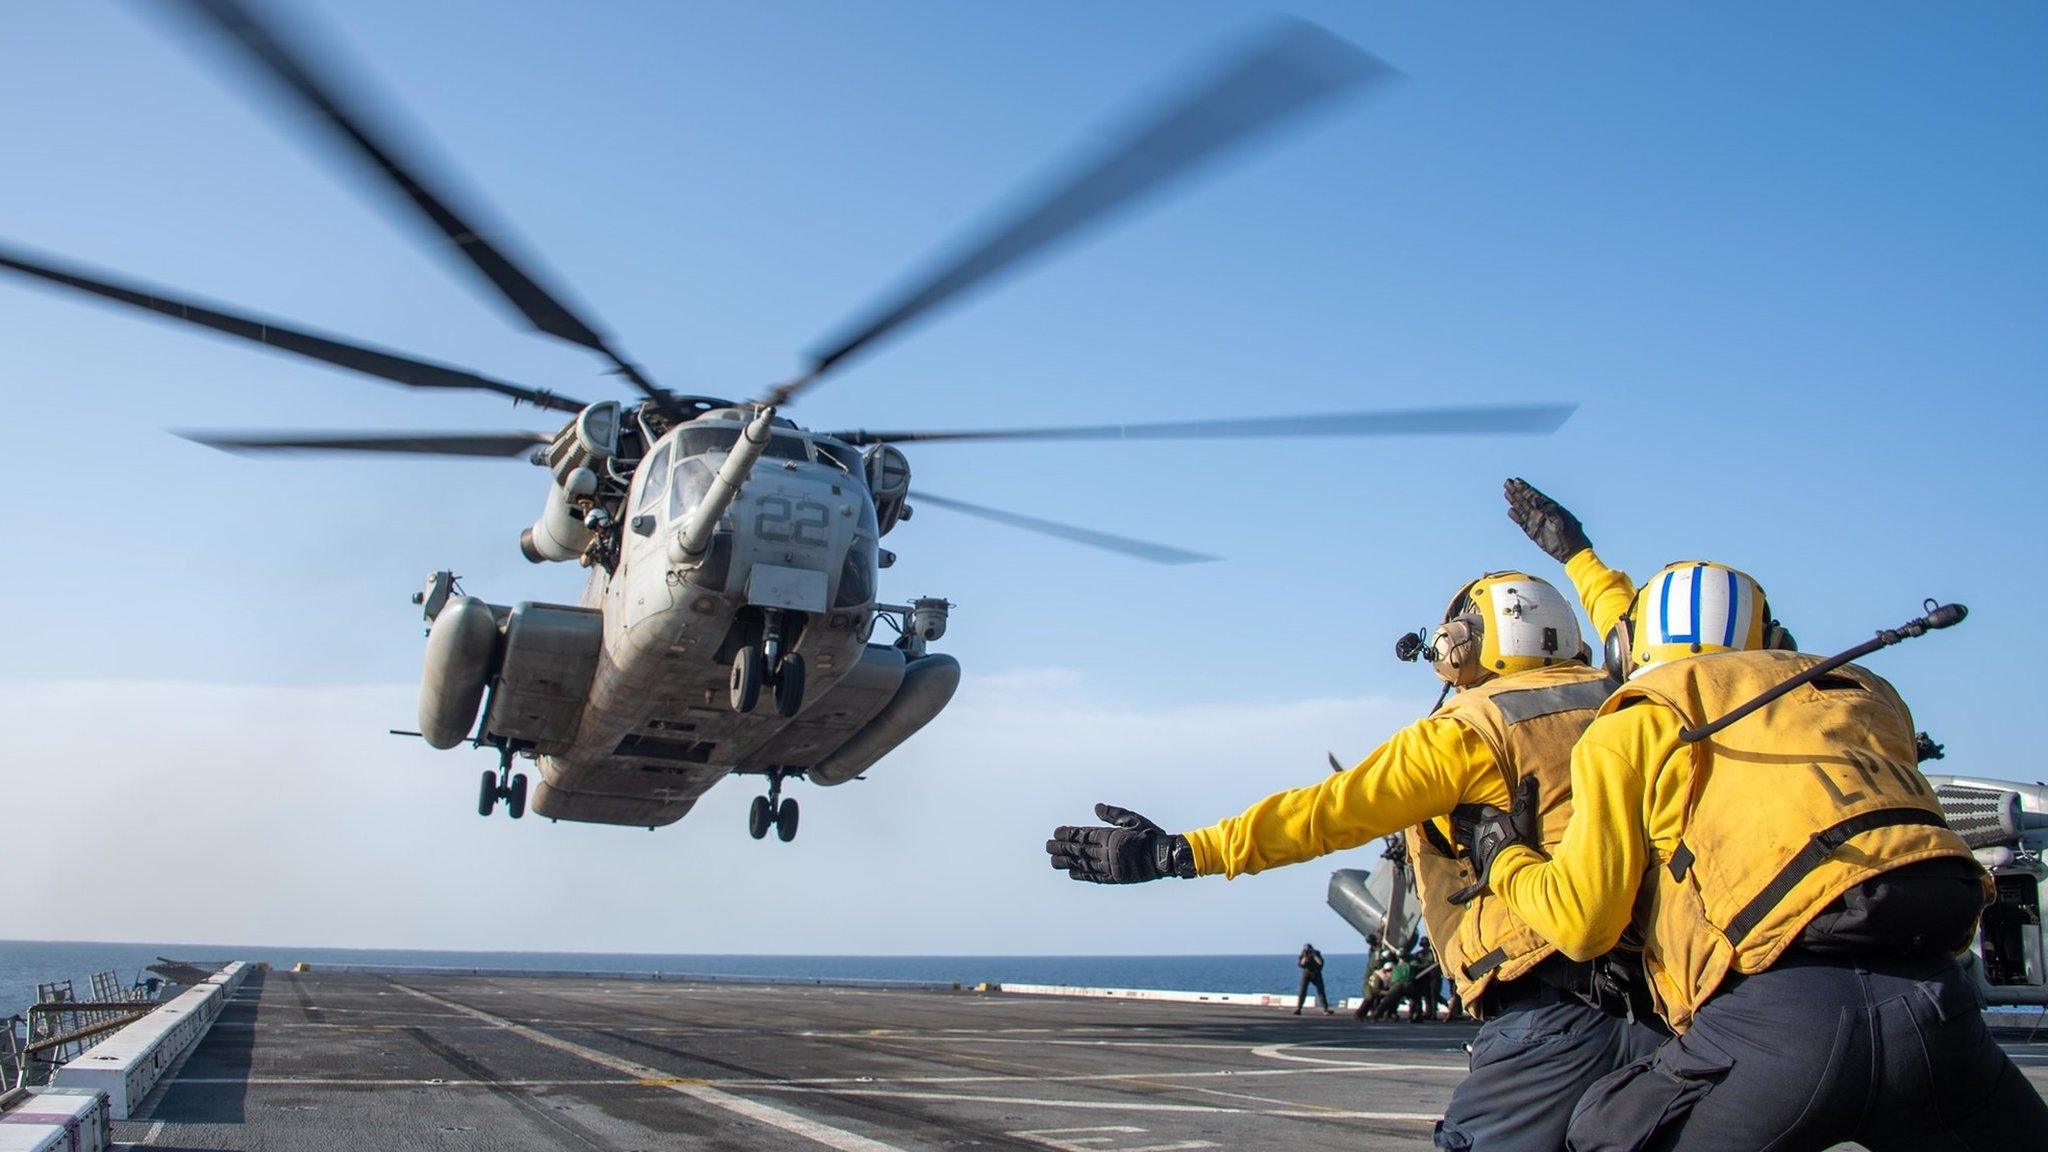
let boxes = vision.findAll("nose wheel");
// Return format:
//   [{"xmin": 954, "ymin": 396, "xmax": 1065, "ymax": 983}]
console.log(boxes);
[
  {"xmin": 728, "ymin": 610, "xmax": 807, "ymax": 717},
  {"xmin": 477, "ymin": 750, "xmax": 527, "ymax": 819},
  {"xmin": 746, "ymin": 769, "xmax": 801, "ymax": 842}
]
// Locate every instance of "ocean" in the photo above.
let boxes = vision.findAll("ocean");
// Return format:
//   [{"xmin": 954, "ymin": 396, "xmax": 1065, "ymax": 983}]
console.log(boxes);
[{"xmin": 0, "ymin": 939, "xmax": 1370, "ymax": 1017}]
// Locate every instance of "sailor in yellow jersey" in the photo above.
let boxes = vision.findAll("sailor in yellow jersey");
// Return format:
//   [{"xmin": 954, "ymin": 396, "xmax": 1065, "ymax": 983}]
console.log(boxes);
[
  {"xmin": 1458, "ymin": 481, "xmax": 2048, "ymax": 1151},
  {"xmin": 1046, "ymin": 568, "xmax": 1662, "ymax": 1152}
]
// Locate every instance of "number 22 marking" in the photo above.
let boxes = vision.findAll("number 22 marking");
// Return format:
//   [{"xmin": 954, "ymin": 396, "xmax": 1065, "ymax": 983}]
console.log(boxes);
[{"xmin": 755, "ymin": 496, "xmax": 829, "ymax": 547}]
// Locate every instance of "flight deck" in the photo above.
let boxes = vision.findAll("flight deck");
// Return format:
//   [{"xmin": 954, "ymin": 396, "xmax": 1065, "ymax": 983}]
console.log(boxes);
[{"xmin": 96, "ymin": 968, "xmax": 2048, "ymax": 1151}]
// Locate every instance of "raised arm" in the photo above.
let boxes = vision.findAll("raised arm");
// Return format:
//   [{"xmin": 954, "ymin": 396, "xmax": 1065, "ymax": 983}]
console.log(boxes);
[{"xmin": 1504, "ymin": 478, "xmax": 1634, "ymax": 640}]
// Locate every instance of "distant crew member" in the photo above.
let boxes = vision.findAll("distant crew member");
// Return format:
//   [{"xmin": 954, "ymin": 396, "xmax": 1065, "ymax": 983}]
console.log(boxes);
[
  {"xmin": 1295, "ymin": 943, "xmax": 1332, "ymax": 1015},
  {"xmin": 1457, "ymin": 517, "xmax": 2048, "ymax": 1149},
  {"xmin": 1412, "ymin": 939, "xmax": 1444, "ymax": 1023},
  {"xmin": 1046, "ymin": 568, "xmax": 1662, "ymax": 1152},
  {"xmin": 1373, "ymin": 952, "xmax": 1416, "ymax": 1020}
]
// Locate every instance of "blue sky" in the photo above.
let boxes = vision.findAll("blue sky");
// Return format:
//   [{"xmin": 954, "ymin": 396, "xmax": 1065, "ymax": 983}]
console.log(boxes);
[{"xmin": 1, "ymin": 2, "xmax": 2041, "ymax": 953}]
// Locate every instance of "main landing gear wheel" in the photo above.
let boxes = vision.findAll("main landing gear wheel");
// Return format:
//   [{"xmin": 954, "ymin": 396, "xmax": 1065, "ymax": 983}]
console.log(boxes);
[
  {"xmin": 479, "ymin": 750, "xmax": 527, "ymax": 820},
  {"xmin": 730, "ymin": 646, "xmax": 763, "ymax": 714},
  {"xmin": 772, "ymin": 653, "xmax": 806, "ymax": 718},
  {"xmin": 748, "ymin": 768, "xmax": 803, "ymax": 842}
]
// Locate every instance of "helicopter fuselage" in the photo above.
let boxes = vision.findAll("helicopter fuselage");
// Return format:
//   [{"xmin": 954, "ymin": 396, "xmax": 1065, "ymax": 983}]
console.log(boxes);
[{"xmin": 420, "ymin": 407, "xmax": 959, "ymax": 830}]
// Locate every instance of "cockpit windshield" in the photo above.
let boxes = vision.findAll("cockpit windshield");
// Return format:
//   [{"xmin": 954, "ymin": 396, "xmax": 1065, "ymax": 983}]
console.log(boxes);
[{"xmin": 676, "ymin": 424, "xmax": 810, "ymax": 461}]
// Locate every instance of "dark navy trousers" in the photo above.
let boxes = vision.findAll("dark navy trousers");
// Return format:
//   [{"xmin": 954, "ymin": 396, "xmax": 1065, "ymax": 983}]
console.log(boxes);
[
  {"xmin": 1434, "ymin": 995, "xmax": 1665, "ymax": 1152},
  {"xmin": 1565, "ymin": 953, "xmax": 2048, "ymax": 1151}
]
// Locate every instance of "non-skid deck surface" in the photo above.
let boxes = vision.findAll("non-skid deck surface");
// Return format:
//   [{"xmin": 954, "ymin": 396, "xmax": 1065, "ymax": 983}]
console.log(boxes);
[{"xmin": 115, "ymin": 970, "xmax": 2048, "ymax": 1151}]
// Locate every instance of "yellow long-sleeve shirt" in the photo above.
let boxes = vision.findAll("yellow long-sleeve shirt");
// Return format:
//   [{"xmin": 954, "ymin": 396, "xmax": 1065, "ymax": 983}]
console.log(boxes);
[
  {"xmin": 1565, "ymin": 547, "xmax": 1635, "ymax": 643},
  {"xmin": 1489, "ymin": 702, "xmax": 1694, "ymax": 960},
  {"xmin": 1184, "ymin": 719, "xmax": 1509, "ymax": 879}
]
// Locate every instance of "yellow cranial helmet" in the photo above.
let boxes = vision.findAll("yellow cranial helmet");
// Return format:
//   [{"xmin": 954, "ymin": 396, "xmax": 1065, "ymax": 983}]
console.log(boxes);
[
  {"xmin": 1428, "ymin": 571, "xmax": 1585, "ymax": 688},
  {"xmin": 1606, "ymin": 560, "xmax": 1786, "ymax": 679}
]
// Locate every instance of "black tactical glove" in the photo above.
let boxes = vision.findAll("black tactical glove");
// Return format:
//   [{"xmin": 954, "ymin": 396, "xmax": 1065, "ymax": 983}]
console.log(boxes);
[
  {"xmin": 1046, "ymin": 804, "xmax": 1196, "ymax": 884},
  {"xmin": 1448, "ymin": 775, "xmax": 1542, "ymax": 904},
  {"xmin": 1504, "ymin": 478, "xmax": 1592, "ymax": 564}
]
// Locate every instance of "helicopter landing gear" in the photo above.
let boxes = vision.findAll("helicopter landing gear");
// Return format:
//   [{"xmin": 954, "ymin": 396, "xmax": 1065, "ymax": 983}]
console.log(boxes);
[
  {"xmin": 730, "ymin": 646, "xmax": 763, "ymax": 714},
  {"xmin": 773, "ymin": 654, "xmax": 805, "ymax": 718},
  {"xmin": 477, "ymin": 749, "xmax": 527, "ymax": 819},
  {"xmin": 730, "ymin": 610, "xmax": 807, "ymax": 717},
  {"xmin": 747, "ymin": 769, "xmax": 801, "ymax": 842}
]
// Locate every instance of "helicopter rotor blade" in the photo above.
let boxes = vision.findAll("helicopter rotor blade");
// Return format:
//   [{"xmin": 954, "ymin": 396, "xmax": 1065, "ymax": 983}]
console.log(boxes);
[
  {"xmin": 0, "ymin": 243, "xmax": 585, "ymax": 414},
  {"xmin": 159, "ymin": 0, "xmax": 666, "ymax": 403},
  {"xmin": 766, "ymin": 20, "xmax": 1396, "ymax": 406},
  {"xmin": 910, "ymin": 491, "xmax": 1218, "ymax": 566},
  {"xmin": 826, "ymin": 404, "xmax": 1575, "ymax": 445},
  {"xmin": 179, "ymin": 430, "xmax": 552, "ymax": 457}
]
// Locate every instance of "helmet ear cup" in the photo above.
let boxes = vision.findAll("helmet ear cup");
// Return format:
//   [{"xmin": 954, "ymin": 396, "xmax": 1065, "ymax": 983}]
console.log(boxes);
[
  {"xmin": 1603, "ymin": 617, "xmax": 1633, "ymax": 682},
  {"xmin": 1760, "ymin": 598, "xmax": 1795, "ymax": 652},
  {"xmin": 1429, "ymin": 616, "xmax": 1489, "ymax": 687}
]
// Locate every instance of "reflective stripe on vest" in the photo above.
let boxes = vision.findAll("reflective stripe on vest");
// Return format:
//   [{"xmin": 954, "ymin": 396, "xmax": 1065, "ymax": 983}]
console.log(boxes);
[{"xmin": 1491, "ymin": 677, "xmax": 1616, "ymax": 725}]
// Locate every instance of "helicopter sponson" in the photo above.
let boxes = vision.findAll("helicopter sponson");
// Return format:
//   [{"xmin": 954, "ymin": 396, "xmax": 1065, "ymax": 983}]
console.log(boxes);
[{"xmin": 1927, "ymin": 775, "xmax": 2048, "ymax": 1006}]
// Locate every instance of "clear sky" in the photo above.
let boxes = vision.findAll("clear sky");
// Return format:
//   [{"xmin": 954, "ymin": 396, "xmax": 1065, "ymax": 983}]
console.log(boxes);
[{"xmin": 1, "ymin": 1, "xmax": 2042, "ymax": 955}]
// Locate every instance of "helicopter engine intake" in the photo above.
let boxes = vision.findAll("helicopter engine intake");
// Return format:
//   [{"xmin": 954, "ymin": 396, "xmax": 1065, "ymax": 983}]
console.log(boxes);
[
  {"xmin": 863, "ymin": 445, "xmax": 911, "ymax": 535},
  {"xmin": 521, "ymin": 466, "xmax": 599, "ymax": 563}
]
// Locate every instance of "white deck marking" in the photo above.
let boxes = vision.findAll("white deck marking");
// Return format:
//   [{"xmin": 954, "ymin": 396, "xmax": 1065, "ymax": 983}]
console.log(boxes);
[
  {"xmin": 743, "ymin": 1084, "xmax": 1438, "ymax": 1121},
  {"xmin": 167, "ymin": 1057, "xmax": 1456, "ymax": 1088},
  {"xmin": 1010, "ymin": 1126, "xmax": 1217, "ymax": 1151},
  {"xmin": 387, "ymin": 981, "xmax": 908, "ymax": 1152}
]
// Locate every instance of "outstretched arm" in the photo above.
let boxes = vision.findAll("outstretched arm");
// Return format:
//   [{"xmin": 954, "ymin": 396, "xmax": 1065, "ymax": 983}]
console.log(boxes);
[{"xmin": 1181, "ymin": 719, "xmax": 1496, "ymax": 879}]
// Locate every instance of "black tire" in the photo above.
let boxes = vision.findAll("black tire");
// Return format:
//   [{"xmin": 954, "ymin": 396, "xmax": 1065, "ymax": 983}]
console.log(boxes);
[
  {"xmin": 772, "ymin": 653, "xmax": 806, "ymax": 718},
  {"xmin": 748, "ymin": 794, "xmax": 772, "ymax": 840},
  {"xmin": 507, "ymin": 773, "xmax": 528, "ymax": 820},
  {"xmin": 775, "ymin": 796, "xmax": 800, "ymax": 843},
  {"xmin": 730, "ymin": 647, "xmax": 763, "ymax": 714},
  {"xmin": 477, "ymin": 770, "xmax": 498, "ymax": 818}
]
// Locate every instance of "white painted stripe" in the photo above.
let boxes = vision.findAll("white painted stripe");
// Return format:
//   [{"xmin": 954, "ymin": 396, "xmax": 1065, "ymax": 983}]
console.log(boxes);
[
  {"xmin": 387, "ymin": 981, "xmax": 908, "ymax": 1152},
  {"xmin": 747, "ymin": 1086, "xmax": 1437, "ymax": 1122},
  {"xmin": 162, "ymin": 1058, "xmax": 1463, "ymax": 1089}
]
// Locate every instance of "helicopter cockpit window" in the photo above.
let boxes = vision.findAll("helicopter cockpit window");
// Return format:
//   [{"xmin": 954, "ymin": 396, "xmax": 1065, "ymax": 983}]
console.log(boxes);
[
  {"xmin": 677, "ymin": 424, "xmax": 811, "ymax": 461},
  {"xmin": 669, "ymin": 457, "xmax": 713, "ymax": 522},
  {"xmin": 636, "ymin": 443, "xmax": 671, "ymax": 513},
  {"xmin": 816, "ymin": 440, "xmax": 864, "ymax": 479}
]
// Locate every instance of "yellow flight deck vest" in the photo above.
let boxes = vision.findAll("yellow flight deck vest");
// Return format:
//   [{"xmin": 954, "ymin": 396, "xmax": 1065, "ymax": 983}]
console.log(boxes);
[
  {"xmin": 1409, "ymin": 663, "xmax": 1616, "ymax": 1012},
  {"xmin": 1617, "ymin": 650, "xmax": 1985, "ymax": 1032}
]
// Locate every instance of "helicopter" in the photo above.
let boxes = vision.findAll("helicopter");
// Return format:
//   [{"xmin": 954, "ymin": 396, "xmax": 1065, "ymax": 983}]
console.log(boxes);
[{"xmin": 0, "ymin": 1, "xmax": 1575, "ymax": 840}]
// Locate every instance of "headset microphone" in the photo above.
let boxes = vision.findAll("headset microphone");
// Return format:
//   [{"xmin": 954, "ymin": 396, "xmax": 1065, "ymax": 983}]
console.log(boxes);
[{"xmin": 1394, "ymin": 630, "xmax": 1428, "ymax": 663}]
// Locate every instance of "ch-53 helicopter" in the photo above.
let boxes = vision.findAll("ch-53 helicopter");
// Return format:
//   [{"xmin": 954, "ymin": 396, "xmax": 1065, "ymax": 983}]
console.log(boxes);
[{"xmin": 1, "ymin": 1, "xmax": 1574, "ymax": 840}]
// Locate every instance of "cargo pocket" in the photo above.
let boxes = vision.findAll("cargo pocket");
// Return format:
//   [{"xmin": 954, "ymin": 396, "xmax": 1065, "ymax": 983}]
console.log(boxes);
[{"xmin": 1565, "ymin": 1033, "xmax": 1735, "ymax": 1152}]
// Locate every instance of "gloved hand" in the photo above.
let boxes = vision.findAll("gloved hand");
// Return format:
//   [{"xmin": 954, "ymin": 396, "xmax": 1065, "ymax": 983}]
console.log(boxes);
[
  {"xmin": 1504, "ymin": 478, "xmax": 1591, "ymax": 563},
  {"xmin": 1448, "ymin": 775, "xmax": 1543, "ymax": 904},
  {"xmin": 1046, "ymin": 804, "xmax": 1195, "ymax": 884}
]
